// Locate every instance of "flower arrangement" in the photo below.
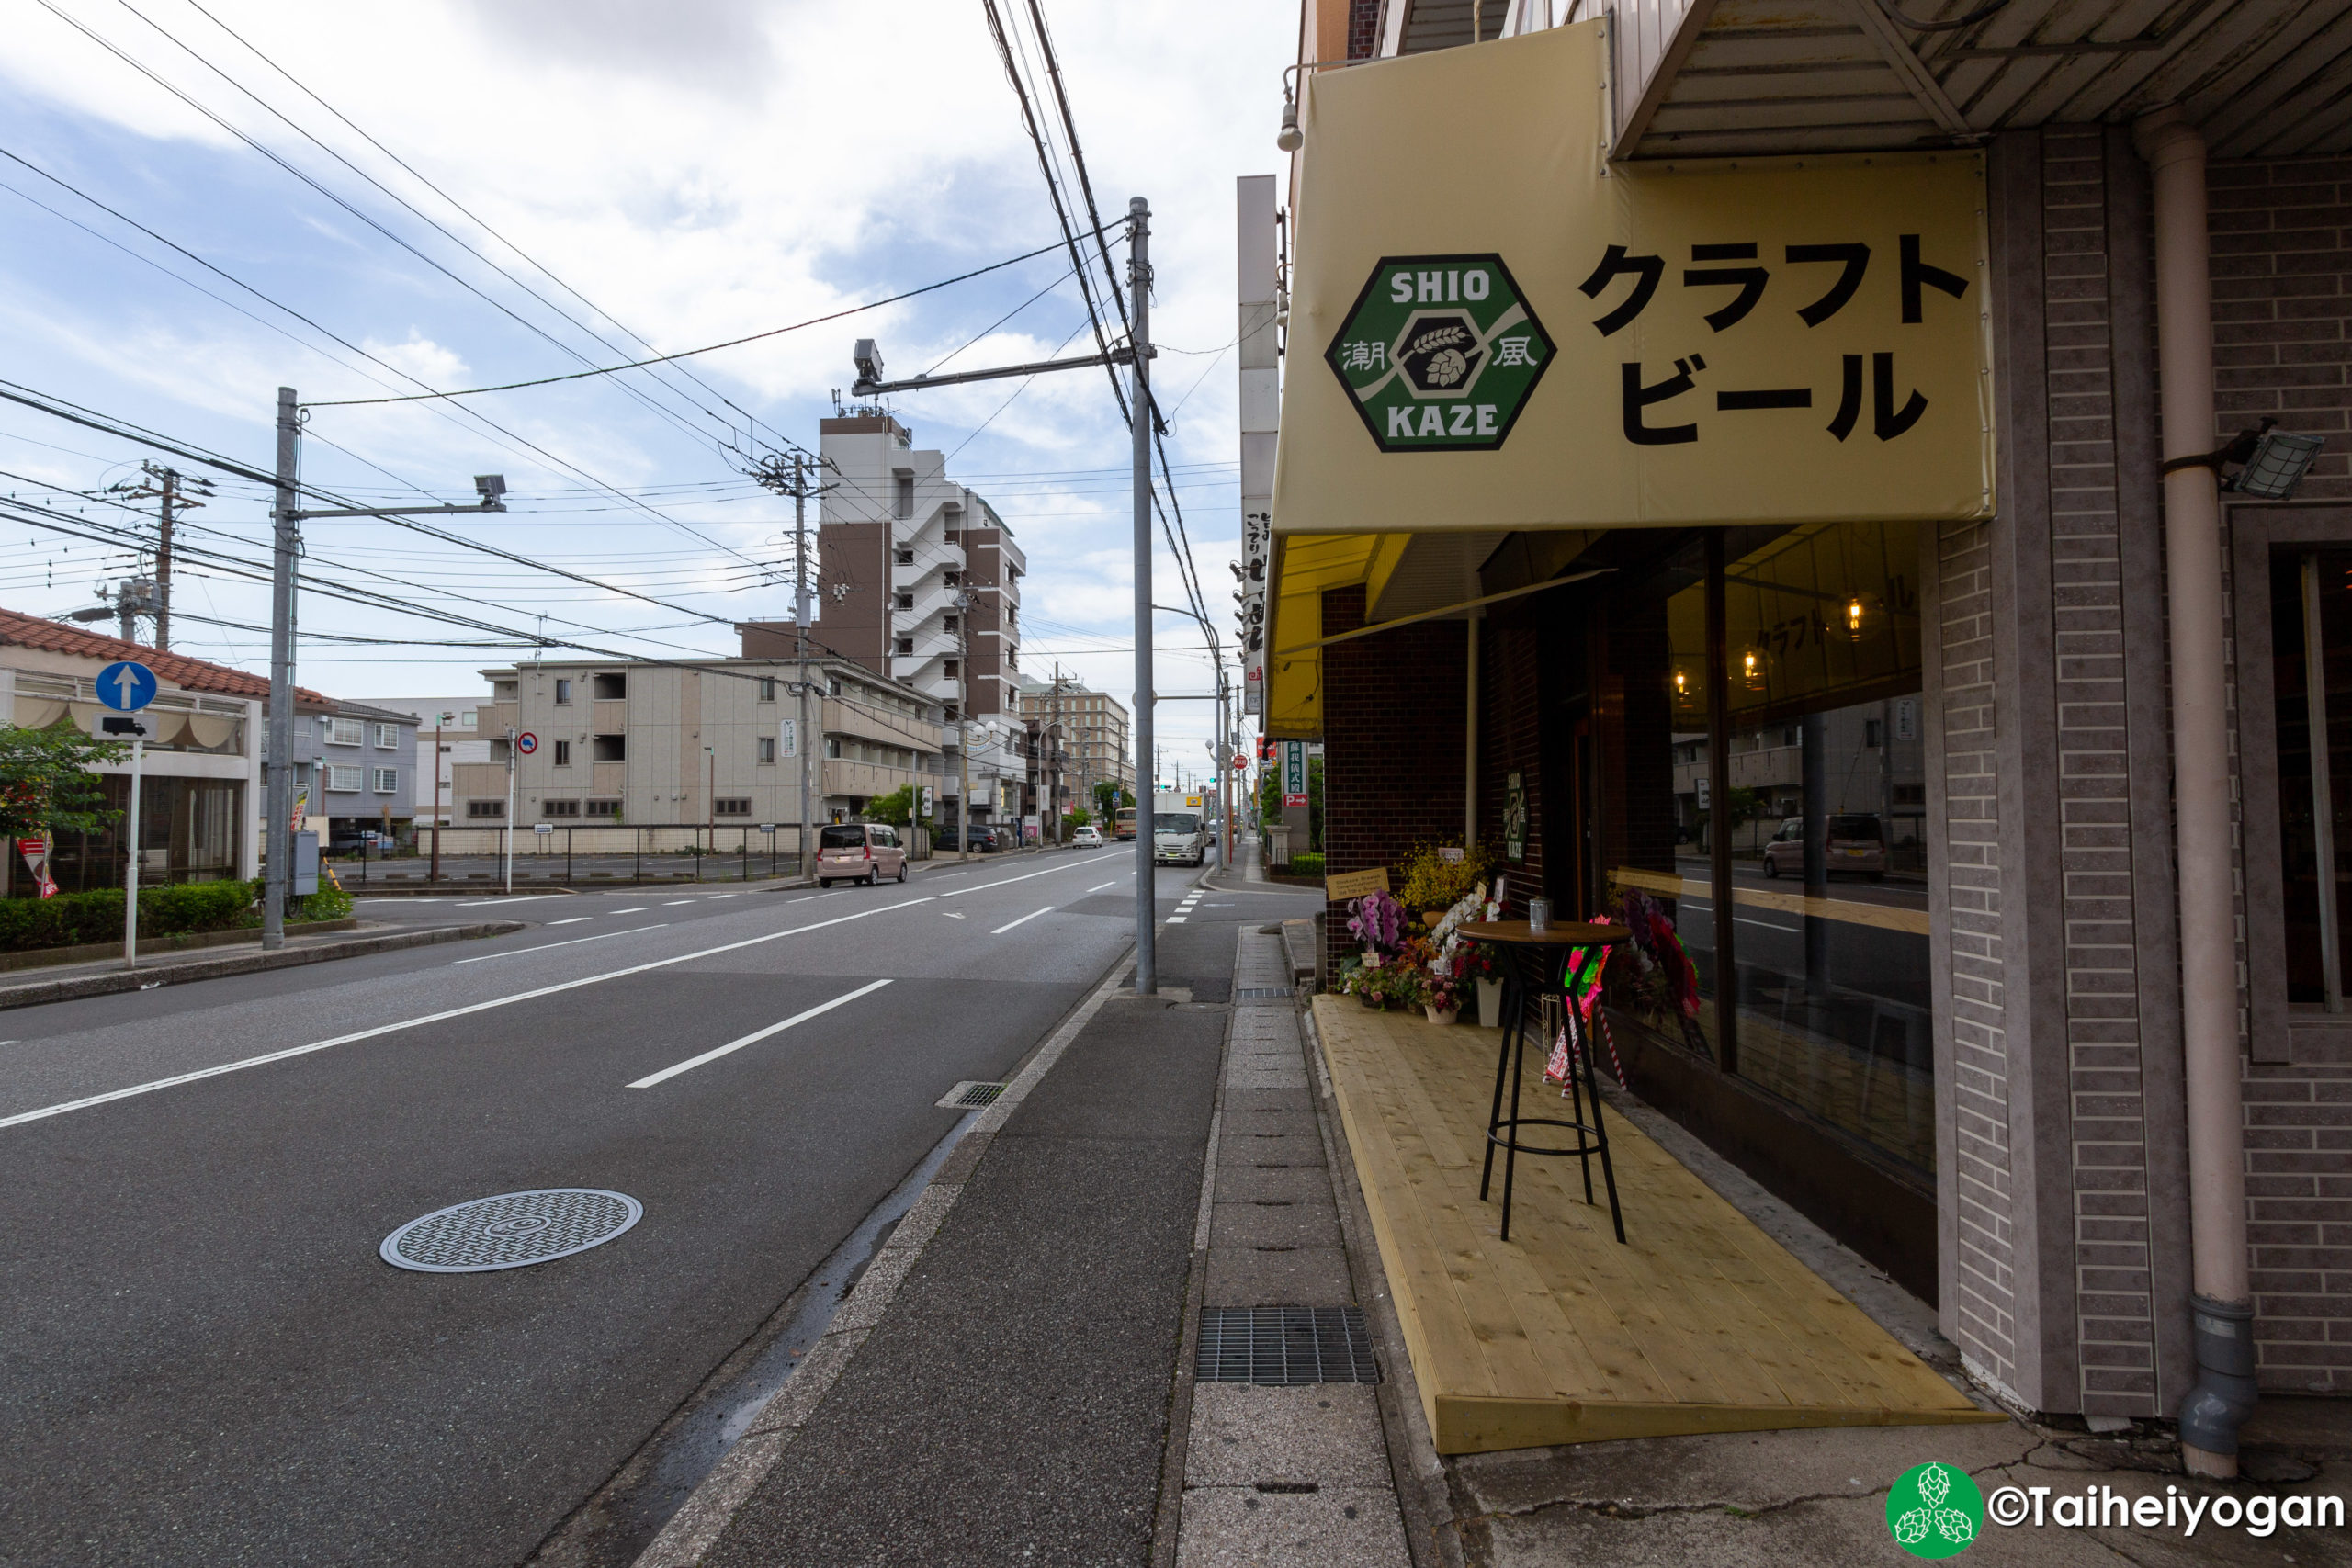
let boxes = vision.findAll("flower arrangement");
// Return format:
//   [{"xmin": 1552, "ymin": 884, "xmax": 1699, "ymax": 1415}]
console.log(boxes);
[
  {"xmin": 1347, "ymin": 888, "xmax": 1406, "ymax": 955},
  {"xmin": 1598, "ymin": 885, "xmax": 1707, "ymax": 1053},
  {"xmin": 1396, "ymin": 841, "xmax": 1494, "ymax": 920},
  {"xmin": 1338, "ymin": 950, "xmax": 1423, "ymax": 1009}
]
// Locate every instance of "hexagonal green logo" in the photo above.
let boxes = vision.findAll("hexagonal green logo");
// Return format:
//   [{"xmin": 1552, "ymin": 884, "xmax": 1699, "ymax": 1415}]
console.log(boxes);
[{"xmin": 1325, "ymin": 254, "xmax": 1555, "ymax": 453}]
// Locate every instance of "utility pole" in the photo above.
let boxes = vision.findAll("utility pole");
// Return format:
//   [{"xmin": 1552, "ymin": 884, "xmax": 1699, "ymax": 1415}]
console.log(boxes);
[
  {"xmin": 1129, "ymin": 197, "xmax": 1155, "ymax": 990},
  {"xmin": 430, "ymin": 716, "xmax": 446, "ymax": 884},
  {"xmin": 154, "ymin": 468, "xmax": 174, "ymax": 651},
  {"xmin": 841, "ymin": 197, "xmax": 1156, "ymax": 988},
  {"xmin": 795, "ymin": 456, "xmax": 818, "ymax": 880},
  {"xmin": 264, "ymin": 388, "xmax": 300, "ymax": 951},
  {"xmin": 956, "ymin": 579, "xmax": 976, "ymax": 858}
]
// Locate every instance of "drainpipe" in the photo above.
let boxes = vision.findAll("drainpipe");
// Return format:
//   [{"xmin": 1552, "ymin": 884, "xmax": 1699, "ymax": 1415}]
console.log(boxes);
[{"xmin": 2136, "ymin": 105, "xmax": 2255, "ymax": 1480}]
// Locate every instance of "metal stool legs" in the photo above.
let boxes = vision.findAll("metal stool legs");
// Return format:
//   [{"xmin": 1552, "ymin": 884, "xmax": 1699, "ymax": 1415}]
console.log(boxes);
[{"xmin": 1477, "ymin": 944, "xmax": 1627, "ymax": 1246}]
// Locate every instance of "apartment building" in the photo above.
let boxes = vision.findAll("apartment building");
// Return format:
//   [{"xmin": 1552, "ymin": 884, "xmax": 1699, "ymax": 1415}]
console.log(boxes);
[
  {"xmin": 804, "ymin": 412, "xmax": 1024, "ymax": 719},
  {"xmin": 281, "ymin": 700, "xmax": 418, "ymax": 842},
  {"xmin": 942, "ymin": 716, "xmax": 1026, "ymax": 833},
  {"xmin": 452, "ymin": 650, "xmax": 944, "ymax": 829},
  {"xmin": 371, "ymin": 698, "xmax": 491, "ymax": 825},
  {"xmin": 1014, "ymin": 675, "xmax": 1133, "ymax": 821}
]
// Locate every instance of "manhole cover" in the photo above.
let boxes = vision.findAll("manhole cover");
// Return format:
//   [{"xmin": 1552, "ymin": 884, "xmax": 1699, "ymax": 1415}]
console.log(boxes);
[{"xmin": 380, "ymin": 1189, "xmax": 642, "ymax": 1273}]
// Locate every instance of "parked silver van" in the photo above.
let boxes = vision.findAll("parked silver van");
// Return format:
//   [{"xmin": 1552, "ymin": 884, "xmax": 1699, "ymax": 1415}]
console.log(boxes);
[{"xmin": 817, "ymin": 822, "xmax": 908, "ymax": 886}]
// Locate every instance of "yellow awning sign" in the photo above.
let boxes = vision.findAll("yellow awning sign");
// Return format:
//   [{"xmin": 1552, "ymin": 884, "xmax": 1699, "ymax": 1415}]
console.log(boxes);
[{"xmin": 1275, "ymin": 20, "xmax": 1994, "ymax": 536}]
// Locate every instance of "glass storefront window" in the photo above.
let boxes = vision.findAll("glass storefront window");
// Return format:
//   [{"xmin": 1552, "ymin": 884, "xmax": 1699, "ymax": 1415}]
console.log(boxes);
[
  {"xmin": 1584, "ymin": 520, "xmax": 1932, "ymax": 1177},
  {"xmin": 1597, "ymin": 539, "xmax": 1721, "ymax": 1061},
  {"xmin": 29, "ymin": 775, "xmax": 243, "ymax": 896},
  {"xmin": 2271, "ymin": 548, "xmax": 2352, "ymax": 1009}
]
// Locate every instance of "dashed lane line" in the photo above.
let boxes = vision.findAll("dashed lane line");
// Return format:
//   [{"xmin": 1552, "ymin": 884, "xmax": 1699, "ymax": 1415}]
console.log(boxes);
[{"xmin": 627, "ymin": 979, "xmax": 895, "ymax": 1089}]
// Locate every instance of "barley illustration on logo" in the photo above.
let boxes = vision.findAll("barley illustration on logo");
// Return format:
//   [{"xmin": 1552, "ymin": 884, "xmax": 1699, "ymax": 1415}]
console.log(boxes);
[
  {"xmin": 1325, "ymin": 254, "xmax": 1555, "ymax": 453},
  {"xmin": 1885, "ymin": 1461, "xmax": 1983, "ymax": 1559}
]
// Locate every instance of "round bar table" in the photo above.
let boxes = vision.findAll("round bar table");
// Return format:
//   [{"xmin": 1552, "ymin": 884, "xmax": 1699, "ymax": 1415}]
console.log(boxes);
[{"xmin": 1460, "ymin": 919, "xmax": 1628, "ymax": 1245}]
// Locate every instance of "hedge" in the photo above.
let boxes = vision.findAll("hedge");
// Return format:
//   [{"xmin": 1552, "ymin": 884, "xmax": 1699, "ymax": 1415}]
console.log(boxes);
[
  {"xmin": 0, "ymin": 877, "xmax": 352, "ymax": 953},
  {"xmin": 1285, "ymin": 852, "xmax": 1325, "ymax": 880}
]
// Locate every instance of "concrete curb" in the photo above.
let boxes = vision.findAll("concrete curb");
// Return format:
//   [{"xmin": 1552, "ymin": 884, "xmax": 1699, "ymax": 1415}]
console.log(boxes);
[
  {"xmin": 0, "ymin": 917, "xmax": 360, "ymax": 972},
  {"xmin": 631, "ymin": 953, "xmax": 1140, "ymax": 1568},
  {"xmin": 0, "ymin": 921, "xmax": 526, "ymax": 1010}
]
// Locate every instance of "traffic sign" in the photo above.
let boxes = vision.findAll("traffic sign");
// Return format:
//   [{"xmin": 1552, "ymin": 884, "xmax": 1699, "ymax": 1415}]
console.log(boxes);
[
  {"xmin": 96, "ymin": 660, "xmax": 157, "ymax": 712},
  {"xmin": 515, "ymin": 731, "xmax": 538, "ymax": 755}
]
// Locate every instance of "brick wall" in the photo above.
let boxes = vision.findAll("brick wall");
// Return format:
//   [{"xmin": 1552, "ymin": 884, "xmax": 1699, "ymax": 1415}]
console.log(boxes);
[
  {"xmin": 1348, "ymin": 0, "xmax": 1379, "ymax": 59},
  {"xmin": 1476, "ymin": 610, "xmax": 1548, "ymax": 913},
  {"xmin": 1319, "ymin": 585, "xmax": 1468, "ymax": 973},
  {"xmin": 2211, "ymin": 152, "xmax": 2352, "ymax": 1392},
  {"xmin": 2041, "ymin": 127, "xmax": 2163, "ymax": 1415},
  {"xmin": 1936, "ymin": 510, "xmax": 2017, "ymax": 1395}
]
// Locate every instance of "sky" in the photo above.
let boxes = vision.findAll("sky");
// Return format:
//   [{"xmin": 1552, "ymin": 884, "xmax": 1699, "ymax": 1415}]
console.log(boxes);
[{"xmin": 0, "ymin": 0, "xmax": 1295, "ymax": 793}]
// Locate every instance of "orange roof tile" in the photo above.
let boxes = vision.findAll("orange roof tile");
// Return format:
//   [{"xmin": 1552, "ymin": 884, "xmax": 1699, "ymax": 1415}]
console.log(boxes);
[{"xmin": 0, "ymin": 605, "xmax": 325, "ymax": 705}]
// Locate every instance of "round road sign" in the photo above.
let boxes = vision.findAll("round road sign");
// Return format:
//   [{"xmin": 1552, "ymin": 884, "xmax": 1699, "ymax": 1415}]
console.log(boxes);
[
  {"xmin": 96, "ymin": 660, "xmax": 157, "ymax": 712},
  {"xmin": 515, "ymin": 731, "xmax": 537, "ymax": 754}
]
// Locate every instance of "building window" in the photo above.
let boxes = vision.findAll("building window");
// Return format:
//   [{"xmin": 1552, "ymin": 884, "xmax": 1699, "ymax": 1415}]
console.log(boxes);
[
  {"xmin": 896, "ymin": 592, "xmax": 915, "ymax": 610},
  {"xmin": 372, "ymin": 723, "xmax": 399, "ymax": 749},
  {"xmin": 553, "ymin": 739, "xmax": 571, "ymax": 766},
  {"xmin": 825, "ymin": 737, "xmax": 842, "ymax": 760},
  {"xmin": 714, "ymin": 797, "xmax": 752, "ymax": 817},
  {"xmin": 542, "ymin": 798, "xmax": 581, "ymax": 818},
  {"xmin": 944, "ymin": 659, "xmax": 959, "ymax": 678},
  {"xmin": 593, "ymin": 734, "xmax": 626, "ymax": 761},
  {"xmin": 894, "ymin": 472, "xmax": 914, "ymax": 518},
  {"xmin": 758, "ymin": 736, "xmax": 776, "ymax": 764},
  {"xmin": 466, "ymin": 799, "xmax": 504, "ymax": 819},
  {"xmin": 371, "ymin": 767, "xmax": 398, "ymax": 794},
  {"xmin": 758, "ymin": 678, "xmax": 776, "ymax": 701},
  {"xmin": 594, "ymin": 672, "xmax": 627, "ymax": 699},
  {"xmin": 896, "ymin": 547, "xmax": 915, "ymax": 565},
  {"xmin": 583, "ymin": 798, "xmax": 622, "ymax": 817},
  {"xmin": 944, "ymin": 570, "xmax": 960, "ymax": 587},
  {"xmin": 555, "ymin": 678, "xmax": 572, "ymax": 705},
  {"xmin": 327, "ymin": 717, "xmax": 363, "ymax": 747},
  {"xmin": 897, "ymin": 637, "xmax": 914, "ymax": 656},
  {"xmin": 943, "ymin": 615, "xmax": 958, "ymax": 633},
  {"xmin": 324, "ymin": 765, "xmax": 361, "ymax": 792}
]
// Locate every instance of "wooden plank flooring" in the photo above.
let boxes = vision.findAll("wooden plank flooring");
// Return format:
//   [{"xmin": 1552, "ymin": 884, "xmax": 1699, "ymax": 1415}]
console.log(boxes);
[{"xmin": 1314, "ymin": 997, "xmax": 2003, "ymax": 1455}]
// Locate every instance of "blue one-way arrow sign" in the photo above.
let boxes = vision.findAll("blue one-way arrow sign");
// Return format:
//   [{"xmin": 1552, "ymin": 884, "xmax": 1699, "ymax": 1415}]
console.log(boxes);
[{"xmin": 96, "ymin": 660, "xmax": 157, "ymax": 712}]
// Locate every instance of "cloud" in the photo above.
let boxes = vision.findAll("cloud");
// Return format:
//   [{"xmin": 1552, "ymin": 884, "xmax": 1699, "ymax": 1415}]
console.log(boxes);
[{"xmin": 359, "ymin": 332, "xmax": 469, "ymax": 386}]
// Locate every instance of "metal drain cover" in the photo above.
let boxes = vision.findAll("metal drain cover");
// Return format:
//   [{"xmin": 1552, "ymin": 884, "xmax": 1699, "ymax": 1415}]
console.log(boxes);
[
  {"xmin": 380, "ymin": 1188, "xmax": 642, "ymax": 1274},
  {"xmin": 1196, "ymin": 1306, "xmax": 1378, "ymax": 1384},
  {"xmin": 937, "ymin": 1080, "xmax": 1008, "ymax": 1110}
]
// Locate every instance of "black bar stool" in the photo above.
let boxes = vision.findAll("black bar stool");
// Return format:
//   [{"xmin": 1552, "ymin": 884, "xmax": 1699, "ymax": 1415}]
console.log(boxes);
[{"xmin": 1461, "ymin": 920, "xmax": 1627, "ymax": 1245}]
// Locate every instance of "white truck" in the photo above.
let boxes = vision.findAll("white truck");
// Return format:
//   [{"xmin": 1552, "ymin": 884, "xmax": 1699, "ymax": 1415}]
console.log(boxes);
[{"xmin": 1152, "ymin": 790, "xmax": 1208, "ymax": 867}]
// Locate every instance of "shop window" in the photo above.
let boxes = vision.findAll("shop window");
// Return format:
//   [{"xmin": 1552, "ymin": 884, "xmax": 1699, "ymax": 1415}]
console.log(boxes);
[
  {"xmin": 1591, "ymin": 519, "xmax": 1932, "ymax": 1177},
  {"xmin": 2272, "ymin": 549, "xmax": 2352, "ymax": 1008}
]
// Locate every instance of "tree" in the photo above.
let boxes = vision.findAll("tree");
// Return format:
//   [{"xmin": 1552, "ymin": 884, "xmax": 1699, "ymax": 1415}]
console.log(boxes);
[
  {"xmin": 865, "ymin": 784, "xmax": 915, "ymax": 827},
  {"xmin": 1093, "ymin": 779, "xmax": 1129, "ymax": 817},
  {"xmin": 0, "ymin": 723, "xmax": 127, "ymax": 844}
]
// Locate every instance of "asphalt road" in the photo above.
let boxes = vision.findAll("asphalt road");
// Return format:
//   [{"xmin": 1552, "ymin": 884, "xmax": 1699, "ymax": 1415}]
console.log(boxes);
[{"xmin": 0, "ymin": 844, "xmax": 1204, "ymax": 1567}]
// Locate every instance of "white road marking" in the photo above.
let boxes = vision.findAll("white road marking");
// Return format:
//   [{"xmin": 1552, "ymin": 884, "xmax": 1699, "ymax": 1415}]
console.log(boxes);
[
  {"xmin": 1166, "ymin": 917, "xmax": 1188, "ymax": 924},
  {"xmin": 548, "ymin": 917, "xmax": 591, "ymax": 926},
  {"xmin": 1088, "ymin": 882, "xmax": 1117, "ymax": 893},
  {"xmin": 0, "ymin": 896, "xmax": 939, "ymax": 1132},
  {"xmin": 628, "ymin": 979, "xmax": 895, "ymax": 1089},
  {"xmin": 662, "ymin": 899, "xmax": 695, "ymax": 906},
  {"xmin": 609, "ymin": 907, "xmax": 649, "ymax": 914},
  {"xmin": 990, "ymin": 906, "xmax": 1056, "ymax": 934},
  {"xmin": 454, "ymin": 894, "xmax": 571, "ymax": 906},
  {"xmin": 454, "ymin": 925, "xmax": 670, "ymax": 963},
  {"xmin": 943, "ymin": 911, "xmax": 967, "ymax": 919},
  {"xmin": 788, "ymin": 889, "xmax": 846, "ymax": 904},
  {"xmin": 706, "ymin": 894, "xmax": 736, "ymax": 899},
  {"xmin": 941, "ymin": 859, "xmax": 1114, "ymax": 898}
]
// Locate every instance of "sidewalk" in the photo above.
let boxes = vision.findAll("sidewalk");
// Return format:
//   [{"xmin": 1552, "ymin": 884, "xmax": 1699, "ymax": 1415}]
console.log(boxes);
[{"xmin": 622, "ymin": 836, "xmax": 2352, "ymax": 1568}]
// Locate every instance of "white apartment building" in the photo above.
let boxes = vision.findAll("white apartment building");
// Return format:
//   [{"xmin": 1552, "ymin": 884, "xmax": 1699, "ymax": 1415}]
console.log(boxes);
[
  {"xmin": 810, "ymin": 412, "xmax": 1024, "ymax": 721},
  {"xmin": 372, "ymin": 698, "xmax": 491, "ymax": 825}
]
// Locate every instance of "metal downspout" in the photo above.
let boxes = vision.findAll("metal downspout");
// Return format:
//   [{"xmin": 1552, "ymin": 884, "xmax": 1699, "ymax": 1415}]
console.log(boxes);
[{"xmin": 2136, "ymin": 105, "xmax": 2256, "ymax": 1479}]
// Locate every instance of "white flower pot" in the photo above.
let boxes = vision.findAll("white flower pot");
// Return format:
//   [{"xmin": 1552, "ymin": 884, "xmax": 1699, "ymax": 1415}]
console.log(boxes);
[
  {"xmin": 1425, "ymin": 1004, "xmax": 1459, "ymax": 1026},
  {"xmin": 1476, "ymin": 978, "xmax": 1505, "ymax": 1028}
]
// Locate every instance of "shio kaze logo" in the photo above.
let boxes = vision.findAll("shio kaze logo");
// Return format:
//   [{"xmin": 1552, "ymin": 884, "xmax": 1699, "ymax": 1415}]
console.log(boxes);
[
  {"xmin": 1886, "ymin": 1462, "xmax": 1984, "ymax": 1558},
  {"xmin": 1324, "ymin": 254, "xmax": 1555, "ymax": 453}
]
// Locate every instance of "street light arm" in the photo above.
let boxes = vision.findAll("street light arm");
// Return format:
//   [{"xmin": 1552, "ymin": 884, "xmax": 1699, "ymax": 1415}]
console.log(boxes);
[{"xmin": 853, "ymin": 346, "xmax": 1135, "ymax": 398}]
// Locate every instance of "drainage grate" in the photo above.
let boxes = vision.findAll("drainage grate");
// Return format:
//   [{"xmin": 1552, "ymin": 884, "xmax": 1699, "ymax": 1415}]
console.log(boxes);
[
  {"xmin": 1195, "ymin": 1306, "xmax": 1378, "ymax": 1384},
  {"xmin": 937, "ymin": 1080, "xmax": 1008, "ymax": 1110},
  {"xmin": 1234, "ymin": 987, "xmax": 1295, "ymax": 1003},
  {"xmin": 380, "ymin": 1189, "xmax": 641, "ymax": 1274}
]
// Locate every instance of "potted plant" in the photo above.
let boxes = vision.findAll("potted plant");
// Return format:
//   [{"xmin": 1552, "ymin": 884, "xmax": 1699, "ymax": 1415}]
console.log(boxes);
[
  {"xmin": 1421, "ymin": 962, "xmax": 1461, "ymax": 1025},
  {"xmin": 1346, "ymin": 888, "xmax": 1406, "ymax": 965}
]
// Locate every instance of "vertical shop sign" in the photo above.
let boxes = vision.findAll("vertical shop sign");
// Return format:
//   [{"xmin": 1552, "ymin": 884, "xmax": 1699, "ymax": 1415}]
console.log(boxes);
[
  {"xmin": 1505, "ymin": 771, "xmax": 1528, "ymax": 862},
  {"xmin": 1282, "ymin": 740, "xmax": 1308, "ymax": 808}
]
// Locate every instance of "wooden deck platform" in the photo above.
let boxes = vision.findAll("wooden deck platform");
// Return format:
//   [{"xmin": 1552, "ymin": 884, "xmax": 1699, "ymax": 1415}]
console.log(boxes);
[{"xmin": 1314, "ymin": 997, "xmax": 2001, "ymax": 1455}]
